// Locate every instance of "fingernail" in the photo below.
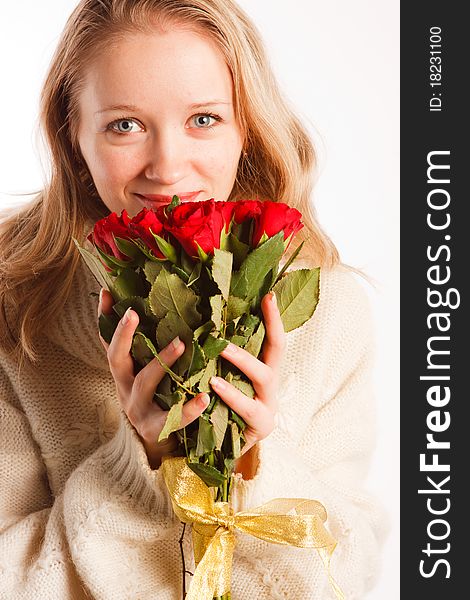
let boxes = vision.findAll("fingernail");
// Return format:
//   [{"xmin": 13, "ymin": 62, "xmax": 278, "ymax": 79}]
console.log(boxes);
[
  {"xmin": 223, "ymin": 342, "xmax": 238, "ymax": 355},
  {"xmin": 270, "ymin": 291, "xmax": 277, "ymax": 305},
  {"xmin": 121, "ymin": 307, "xmax": 133, "ymax": 326},
  {"xmin": 171, "ymin": 336, "xmax": 181, "ymax": 350},
  {"xmin": 210, "ymin": 376, "xmax": 225, "ymax": 390}
]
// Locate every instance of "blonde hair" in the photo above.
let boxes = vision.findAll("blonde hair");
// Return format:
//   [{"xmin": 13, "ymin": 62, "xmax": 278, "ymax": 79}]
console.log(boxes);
[{"xmin": 0, "ymin": 0, "xmax": 339, "ymax": 367}]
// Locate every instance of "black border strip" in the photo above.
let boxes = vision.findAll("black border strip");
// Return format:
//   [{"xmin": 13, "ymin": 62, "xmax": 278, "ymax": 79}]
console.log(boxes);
[{"xmin": 401, "ymin": 3, "xmax": 466, "ymax": 595}]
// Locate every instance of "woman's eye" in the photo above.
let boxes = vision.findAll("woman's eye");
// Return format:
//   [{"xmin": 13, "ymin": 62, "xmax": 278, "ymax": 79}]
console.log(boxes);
[
  {"xmin": 192, "ymin": 113, "xmax": 221, "ymax": 129},
  {"xmin": 107, "ymin": 118, "xmax": 143, "ymax": 134}
]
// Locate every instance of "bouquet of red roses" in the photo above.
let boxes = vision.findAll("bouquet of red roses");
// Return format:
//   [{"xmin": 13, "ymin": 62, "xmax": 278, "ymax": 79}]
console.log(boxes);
[{"xmin": 74, "ymin": 197, "xmax": 343, "ymax": 600}]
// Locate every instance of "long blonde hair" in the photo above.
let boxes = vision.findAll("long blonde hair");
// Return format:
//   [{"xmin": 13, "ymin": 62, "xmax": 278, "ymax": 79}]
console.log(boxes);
[{"xmin": 0, "ymin": 0, "xmax": 339, "ymax": 366}]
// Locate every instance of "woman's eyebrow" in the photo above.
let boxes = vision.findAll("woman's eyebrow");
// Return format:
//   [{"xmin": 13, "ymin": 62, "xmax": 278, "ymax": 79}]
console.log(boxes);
[
  {"xmin": 95, "ymin": 100, "xmax": 231, "ymax": 115},
  {"xmin": 188, "ymin": 101, "xmax": 231, "ymax": 108},
  {"xmin": 95, "ymin": 104, "xmax": 139, "ymax": 115}
]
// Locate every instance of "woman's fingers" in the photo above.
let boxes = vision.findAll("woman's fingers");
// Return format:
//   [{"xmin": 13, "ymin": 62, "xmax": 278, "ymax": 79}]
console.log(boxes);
[
  {"xmin": 98, "ymin": 288, "xmax": 114, "ymax": 315},
  {"xmin": 259, "ymin": 291, "xmax": 286, "ymax": 370},
  {"xmin": 97, "ymin": 288, "xmax": 115, "ymax": 351},
  {"xmin": 180, "ymin": 392, "xmax": 210, "ymax": 428},
  {"xmin": 218, "ymin": 292, "xmax": 285, "ymax": 395},
  {"xmin": 133, "ymin": 337, "xmax": 185, "ymax": 404},
  {"xmin": 209, "ymin": 376, "xmax": 274, "ymax": 450},
  {"xmin": 105, "ymin": 307, "xmax": 140, "ymax": 395},
  {"xmin": 210, "ymin": 377, "xmax": 270, "ymax": 430},
  {"xmin": 219, "ymin": 343, "xmax": 272, "ymax": 392}
]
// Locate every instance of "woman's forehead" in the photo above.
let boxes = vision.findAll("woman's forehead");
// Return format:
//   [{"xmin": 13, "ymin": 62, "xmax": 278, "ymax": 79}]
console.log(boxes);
[{"xmin": 80, "ymin": 28, "xmax": 233, "ymax": 104}]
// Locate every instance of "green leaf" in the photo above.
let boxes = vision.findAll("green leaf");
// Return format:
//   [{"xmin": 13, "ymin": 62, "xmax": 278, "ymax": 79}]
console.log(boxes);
[
  {"xmin": 230, "ymin": 409, "xmax": 246, "ymax": 431},
  {"xmin": 114, "ymin": 236, "xmax": 144, "ymax": 261},
  {"xmin": 113, "ymin": 268, "xmax": 147, "ymax": 301},
  {"xmin": 133, "ymin": 331, "xmax": 184, "ymax": 383},
  {"xmin": 230, "ymin": 335, "xmax": 247, "ymax": 347},
  {"xmin": 143, "ymin": 260, "xmax": 163, "ymax": 284},
  {"xmin": 155, "ymin": 373, "xmax": 172, "ymax": 398},
  {"xmin": 187, "ymin": 462, "xmax": 226, "ymax": 487},
  {"xmin": 170, "ymin": 264, "xmax": 190, "ymax": 283},
  {"xmin": 198, "ymin": 360, "xmax": 217, "ymax": 393},
  {"xmin": 194, "ymin": 320, "xmax": 214, "ymax": 340},
  {"xmin": 272, "ymin": 241, "xmax": 305, "ymax": 287},
  {"xmin": 226, "ymin": 296, "xmax": 249, "ymax": 322},
  {"xmin": 244, "ymin": 321, "xmax": 266, "ymax": 358},
  {"xmin": 237, "ymin": 313, "xmax": 260, "ymax": 338},
  {"xmin": 132, "ymin": 332, "xmax": 156, "ymax": 367},
  {"xmin": 156, "ymin": 311, "xmax": 194, "ymax": 374},
  {"xmin": 165, "ymin": 195, "xmax": 181, "ymax": 215},
  {"xmin": 73, "ymin": 238, "xmax": 115, "ymax": 291},
  {"xmin": 250, "ymin": 266, "xmax": 276, "ymax": 313},
  {"xmin": 224, "ymin": 457, "xmax": 236, "ymax": 474},
  {"xmin": 272, "ymin": 268, "xmax": 320, "ymax": 332},
  {"xmin": 154, "ymin": 390, "xmax": 184, "ymax": 410},
  {"xmin": 231, "ymin": 376, "xmax": 255, "ymax": 399},
  {"xmin": 210, "ymin": 401, "xmax": 229, "ymax": 451},
  {"xmin": 230, "ymin": 232, "xmax": 285, "ymax": 302},
  {"xmin": 180, "ymin": 247, "xmax": 196, "ymax": 275},
  {"xmin": 132, "ymin": 238, "xmax": 166, "ymax": 262},
  {"xmin": 202, "ymin": 334, "xmax": 229, "ymax": 359},
  {"xmin": 231, "ymin": 422, "xmax": 241, "ymax": 458},
  {"xmin": 112, "ymin": 296, "xmax": 154, "ymax": 322},
  {"xmin": 187, "ymin": 368, "xmax": 206, "ymax": 388},
  {"xmin": 212, "ymin": 248, "xmax": 232, "ymax": 300},
  {"xmin": 187, "ymin": 261, "xmax": 202, "ymax": 287},
  {"xmin": 158, "ymin": 399, "xmax": 184, "ymax": 442},
  {"xmin": 152, "ymin": 233, "xmax": 178, "ymax": 264},
  {"xmin": 98, "ymin": 312, "xmax": 119, "ymax": 345},
  {"xmin": 95, "ymin": 243, "xmax": 130, "ymax": 269},
  {"xmin": 226, "ymin": 233, "xmax": 249, "ymax": 269},
  {"xmin": 188, "ymin": 339, "xmax": 207, "ymax": 377},
  {"xmin": 149, "ymin": 267, "xmax": 201, "ymax": 327},
  {"xmin": 195, "ymin": 416, "xmax": 216, "ymax": 456},
  {"xmin": 195, "ymin": 242, "xmax": 209, "ymax": 263},
  {"xmin": 209, "ymin": 294, "xmax": 223, "ymax": 330}
]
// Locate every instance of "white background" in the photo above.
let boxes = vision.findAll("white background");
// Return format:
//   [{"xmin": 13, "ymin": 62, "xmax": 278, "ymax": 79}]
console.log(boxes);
[{"xmin": 0, "ymin": 2, "xmax": 399, "ymax": 598}]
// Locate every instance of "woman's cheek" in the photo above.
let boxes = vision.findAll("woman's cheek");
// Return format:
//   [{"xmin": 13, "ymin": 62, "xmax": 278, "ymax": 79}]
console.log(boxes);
[
  {"xmin": 100, "ymin": 148, "xmax": 143, "ymax": 185},
  {"xmin": 204, "ymin": 143, "xmax": 241, "ymax": 179}
]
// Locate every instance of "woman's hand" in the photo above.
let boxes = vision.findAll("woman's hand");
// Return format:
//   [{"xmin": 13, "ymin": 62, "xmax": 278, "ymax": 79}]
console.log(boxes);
[
  {"xmin": 211, "ymin": 291, "xmax": 286, "ymax": 468},
  {"xmin": 97, "ymin": 288, "xmax": 209, "ymax": 469}
]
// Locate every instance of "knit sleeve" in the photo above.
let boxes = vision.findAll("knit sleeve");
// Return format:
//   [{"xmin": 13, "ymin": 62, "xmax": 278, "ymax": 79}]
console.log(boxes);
[
  {"xmin": 0, "ymin": 362, "xmax": 84, "ymax": 597},
  {"xmin": 228, "ymin": 268, "xmax": 389, "ymax": 600},
  {"xmin": 0, "ymin": 361, "xmax": 182, "ymax": 599}
]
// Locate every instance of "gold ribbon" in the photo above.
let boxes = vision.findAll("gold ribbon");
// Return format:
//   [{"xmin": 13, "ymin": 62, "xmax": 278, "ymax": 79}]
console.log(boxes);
[{"xmin": 161, "ymin": 457, "xmax": 344, "ymax": 599}]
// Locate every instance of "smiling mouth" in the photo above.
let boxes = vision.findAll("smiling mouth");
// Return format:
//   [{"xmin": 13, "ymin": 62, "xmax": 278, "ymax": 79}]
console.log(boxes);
[{"xmin": 135, "ymin": 191, "xmax": 201, "ymax": 204}]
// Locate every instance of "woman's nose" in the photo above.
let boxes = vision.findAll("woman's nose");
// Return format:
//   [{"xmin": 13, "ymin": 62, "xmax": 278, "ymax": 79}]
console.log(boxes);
[{"xmin": 143, "ymin": 129, "xmax": 189, "ymax": 184}]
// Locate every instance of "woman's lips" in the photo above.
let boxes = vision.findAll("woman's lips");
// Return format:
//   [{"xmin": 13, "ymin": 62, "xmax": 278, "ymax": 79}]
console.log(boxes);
[{"xmin": 136, "ymin": 191, "xmax": 201, "ymax": 204}]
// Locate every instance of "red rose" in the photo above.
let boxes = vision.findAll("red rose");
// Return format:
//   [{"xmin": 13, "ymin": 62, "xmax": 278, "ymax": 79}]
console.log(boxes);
[
  {"xmin": 164, "ymin": 198, "xmax": 231, "ymax": 257},
  {"xmin": 128, "ymin": 208, "xmax": 166, "ymax": 259},
  {"xmin": 252, "ymin": 201, "xmax": 303, "ymax": 248},
  {"xmin": 233, "ymin": 199, "xmax": 262, "ymax": 224},
  {"xmin": 216, "ymin": 201, "xmax": 237, "ymax": 233},
  {"xmin": 87, "ymin": 210, "xmax": 136, "ymax": 262}
]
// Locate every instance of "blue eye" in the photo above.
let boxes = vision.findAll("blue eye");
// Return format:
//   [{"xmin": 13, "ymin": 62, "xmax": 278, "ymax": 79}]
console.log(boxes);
[
  {"xmin": 107, "ymin": 118, "xmax": 143, "ymax": 134},
  {"xmin": 193, "ymin": 113, "xmax": 222, "ymax": 129}
]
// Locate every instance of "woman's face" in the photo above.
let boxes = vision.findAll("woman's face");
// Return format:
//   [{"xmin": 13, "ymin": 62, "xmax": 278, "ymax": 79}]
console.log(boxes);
[{"xmin": 77, "ymin": 27, "xmax": 244, "ymax": 216}]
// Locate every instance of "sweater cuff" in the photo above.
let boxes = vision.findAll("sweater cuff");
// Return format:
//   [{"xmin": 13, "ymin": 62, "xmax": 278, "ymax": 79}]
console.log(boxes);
[
  {"xmin": 99, "ymin": 410, "xmax": 175, "ymax": 518},
  {"xmin": 229, "ymin": 433, "xmax": 273, "ymax": 512}
]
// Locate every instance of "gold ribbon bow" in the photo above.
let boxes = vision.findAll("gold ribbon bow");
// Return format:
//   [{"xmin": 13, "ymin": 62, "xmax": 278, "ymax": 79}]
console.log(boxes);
[{"xmin": 161, "ymin": 457, "xmax": 344, "ymax": 600}]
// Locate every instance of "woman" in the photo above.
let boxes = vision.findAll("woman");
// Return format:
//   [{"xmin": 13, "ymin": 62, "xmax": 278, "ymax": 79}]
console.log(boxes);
[{"xmin": 0, "ymin": 1, "xmax": 387, "ymax": 598}]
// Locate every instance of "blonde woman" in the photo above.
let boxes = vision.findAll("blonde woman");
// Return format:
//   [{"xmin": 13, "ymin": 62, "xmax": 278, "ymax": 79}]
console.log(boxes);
[{"xmin": 0, "ymin": 1, "xmax": 387, "ymax": 598}]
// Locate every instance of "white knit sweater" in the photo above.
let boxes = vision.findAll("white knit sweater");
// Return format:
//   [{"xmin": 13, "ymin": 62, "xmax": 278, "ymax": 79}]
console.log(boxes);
[{"xmin": 0, "ymin": 253, "xmax": 388, "ymax": 599}]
